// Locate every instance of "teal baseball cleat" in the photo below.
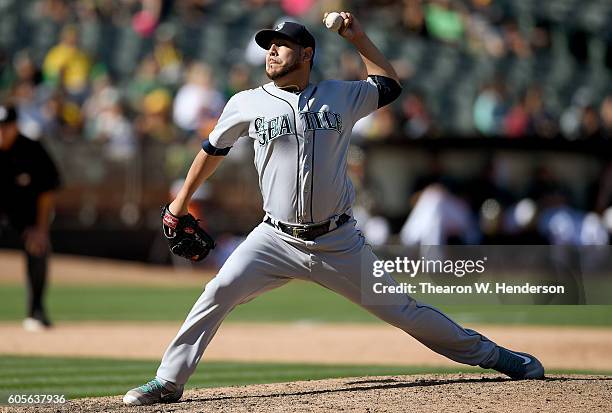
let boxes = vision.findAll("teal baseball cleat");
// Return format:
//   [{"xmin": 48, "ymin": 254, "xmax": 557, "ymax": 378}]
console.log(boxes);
[
  {"xmin": 492, "ymin": 347, "xmax": 545, "ymax": 380},
  {"xmin": 123, "ymin": 378, "xmax": 183, "ymax": 406}
]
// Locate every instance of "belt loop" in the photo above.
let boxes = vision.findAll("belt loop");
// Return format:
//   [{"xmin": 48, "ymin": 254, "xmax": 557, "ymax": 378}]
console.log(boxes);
[
  {"xmin": 264, "ymin": 214, "xmax": 279, "ymax": 229},
  {"xmin": 330, "ymin": 210, "xmax": 351, "ymax": 231},
  {"xmin": 327, "ymin": 213, "xmax": 338, "ymax": 231},
  {"xmin": 331, "ymin": 214, "xmax": 342, "ymax": 231}
]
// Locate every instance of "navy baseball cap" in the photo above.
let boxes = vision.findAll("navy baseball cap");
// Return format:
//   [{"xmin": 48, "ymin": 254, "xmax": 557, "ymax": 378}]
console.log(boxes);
[
  {"xmin": 0, "ymin": 105, "xmax": 17, "ymax": 125},
  {"xmin": 255, "ymin": 22, "xmax": 316, "ymax": 52}
]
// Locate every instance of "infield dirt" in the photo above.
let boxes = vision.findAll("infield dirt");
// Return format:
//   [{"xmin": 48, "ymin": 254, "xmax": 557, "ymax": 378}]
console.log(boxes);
[
  {"xmin": 5, "ymin": 374, "xmax": 612, "ymax": 413},
  {"xmin": 1, "ymin": 322, "xmax": 612, "ymax": 371}
]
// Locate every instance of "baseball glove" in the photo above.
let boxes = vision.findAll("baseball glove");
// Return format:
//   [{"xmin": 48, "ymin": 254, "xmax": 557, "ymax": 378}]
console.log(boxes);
[{"xmin": 161, "ymin": 204, "xmax": 215, "ymax": 262}]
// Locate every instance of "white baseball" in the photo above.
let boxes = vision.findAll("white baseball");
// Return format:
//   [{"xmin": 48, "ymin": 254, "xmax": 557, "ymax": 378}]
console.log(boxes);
[{"xmin": 324, "ymin": 12, "xmax": 343, "ymax": 32}]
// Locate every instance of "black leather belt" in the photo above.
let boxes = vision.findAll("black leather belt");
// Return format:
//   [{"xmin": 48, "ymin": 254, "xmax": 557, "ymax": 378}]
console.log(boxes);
[{"xmin": 265, "ymin": 213, "xmax": 350, "ymax": 241}]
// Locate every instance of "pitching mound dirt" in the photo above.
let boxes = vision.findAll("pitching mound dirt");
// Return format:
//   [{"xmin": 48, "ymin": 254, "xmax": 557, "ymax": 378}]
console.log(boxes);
[{"xmin": 7, "ymin": 374, "xmax": 612, "ymax": 413}]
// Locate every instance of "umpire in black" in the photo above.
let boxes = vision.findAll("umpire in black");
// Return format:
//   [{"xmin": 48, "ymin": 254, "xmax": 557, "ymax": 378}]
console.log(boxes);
[{"xmin": 0, "ymin": 104, "xmax": 61, "ymax": 331}]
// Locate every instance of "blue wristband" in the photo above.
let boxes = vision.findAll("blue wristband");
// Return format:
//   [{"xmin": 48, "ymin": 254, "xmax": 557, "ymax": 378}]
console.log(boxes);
[{"xmin": 202, "ymin": 139, "xmax": 231, "ymax": 156}]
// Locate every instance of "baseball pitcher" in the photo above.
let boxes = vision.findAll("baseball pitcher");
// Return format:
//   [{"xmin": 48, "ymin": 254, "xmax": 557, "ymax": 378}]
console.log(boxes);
[{"xmin": 124, "ymin": 13, "xmax": 544, "ymax": 406}]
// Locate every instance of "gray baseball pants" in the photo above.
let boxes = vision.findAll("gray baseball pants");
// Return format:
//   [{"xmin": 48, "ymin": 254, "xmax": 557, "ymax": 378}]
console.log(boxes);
[{"xmin": 156, "ymin": 219, "xmax": 499, "ymax": 385}]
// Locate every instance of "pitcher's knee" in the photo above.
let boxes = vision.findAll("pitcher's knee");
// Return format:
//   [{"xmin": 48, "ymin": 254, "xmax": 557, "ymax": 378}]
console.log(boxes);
[
  {"xmin": 369, "ymin": 303, "xmax": 448, "ymax": 337},
  {"xmin": 201, "ymin": 280, "xmax": 233, "ymax": 304},
  {"xmin": 200, "ymin": 269, "xmax": 256, "ymax": 306},
  {"xmin": 367, "ymin": 305, "xmax": 413, "ymax": 328}
]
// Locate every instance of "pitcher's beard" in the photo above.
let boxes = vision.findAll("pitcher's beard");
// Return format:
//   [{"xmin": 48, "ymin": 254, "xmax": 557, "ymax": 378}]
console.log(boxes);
[{"xmin": 266, "ymin": 59, "xmax": 300, "ymax": 81}]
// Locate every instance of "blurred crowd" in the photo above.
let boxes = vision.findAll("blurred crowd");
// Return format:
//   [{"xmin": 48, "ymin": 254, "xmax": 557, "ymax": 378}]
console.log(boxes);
[
  {"xmin": 471, "ymin": 81, "xmax": 612, "ymax": 140},
  {"xmin": 1, "ymin": 0, "xmax": 611, "ymax": 149},
  {"xmin": 356, "ymin": 0, "xmax": 612, "ymax": 140},
  {"xmin": 0, "ymin": 0, "xmax": 610, "ymax": 248},
  {"xmin": 0, "ymin": 4, "xmax": 231, "ymax": 161},
  {"xmin": 354, "ymin": 162, "xmax": 612, "ymax": 247}
]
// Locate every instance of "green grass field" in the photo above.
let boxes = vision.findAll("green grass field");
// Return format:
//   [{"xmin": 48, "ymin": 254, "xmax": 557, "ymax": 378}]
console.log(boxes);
[
  {"xmin": 0, "ymin": 282, "xmax": 611, "ymax": 326},
  {"xmin": 0, "ymin": 355, "xmax": 609, "ymax": 401}
]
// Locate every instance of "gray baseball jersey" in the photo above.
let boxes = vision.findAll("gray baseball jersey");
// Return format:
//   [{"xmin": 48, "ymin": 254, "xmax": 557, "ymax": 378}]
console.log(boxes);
[
  {"xmin": 208, "ymin": 79, "xmax": 379, "ymax": 224},
  {"xmin": 154, "ymin": 78, "xmax": 503, "ymax": 387}
]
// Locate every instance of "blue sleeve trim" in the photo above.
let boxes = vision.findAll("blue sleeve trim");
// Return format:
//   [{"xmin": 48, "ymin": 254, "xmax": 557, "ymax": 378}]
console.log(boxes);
[
  {"xmin": 202, "ymin": 139, "xmax": 231, "ymax": 156},
  {"xmin": 368, "ymin": 75, "xmax": 402, "ymax": 108}
]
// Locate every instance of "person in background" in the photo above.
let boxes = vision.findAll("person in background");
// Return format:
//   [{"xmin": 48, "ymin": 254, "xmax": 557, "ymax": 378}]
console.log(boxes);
[
  {"xmin": 42, "ymin": 25, "xmax": 91, "ymax": 101},
  {"xmin": 172, "ymin": 62, "xmax": 225, "ymax": 139},
  {"xmin": 0, "ymin": 105, "xmax": 61, "ymax": 331}
]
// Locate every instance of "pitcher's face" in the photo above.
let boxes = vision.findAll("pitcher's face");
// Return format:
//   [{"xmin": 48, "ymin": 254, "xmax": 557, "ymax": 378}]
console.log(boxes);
[{"xmin": 265, "ymin": 37, "xmax": 306, "ymax": 80}]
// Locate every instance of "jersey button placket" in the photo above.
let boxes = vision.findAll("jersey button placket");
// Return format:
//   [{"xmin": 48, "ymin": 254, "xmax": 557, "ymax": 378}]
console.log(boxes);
[
  {"xmin": 289, "ymin": 94, "xmax": 305, "ymax": 224},
  {"xmin": 301, "ymin": 143, "xmax": 312, "ymax": 220},
  {"xmin": 303, "ymin": 161, "xmax": 310, "ymax": 196},
  {"xmin": 299, "ymin": 144, "xmax": 309, "ymax": 223},
  {"xmin": 297, "ymin": 95, "xmax": 310, "ymax": 223}
]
